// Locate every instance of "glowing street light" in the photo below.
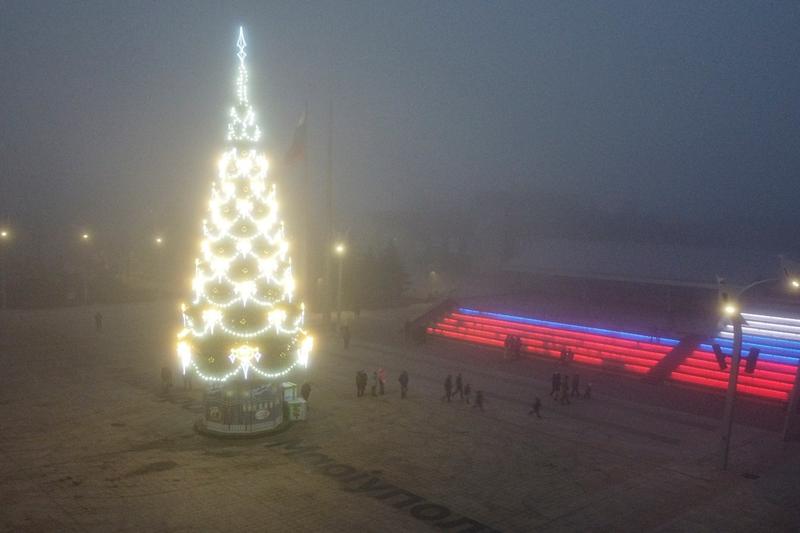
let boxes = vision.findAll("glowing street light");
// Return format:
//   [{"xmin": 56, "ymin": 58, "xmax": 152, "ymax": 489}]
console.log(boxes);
[
  {"xmin": 0, "ymin": 229, "xmax": 9, "ymax": 240},
  {"xmin": 155, "ymin": 236, "xmax": 164, "ymax": 246},
  {"xmin": 334, "ymin": 243, "xmax": 345, "ymax": 256},
  {"xmin": 81, "ymin": 232, "xmax": 91, "ymax": 242},
  {"xmin": 791, "ymin": 279, "xmax": 800, "ymax": 290},
  {"xmin": 722, "ymin": 303, "xmax": 738, "ymax": 317}
]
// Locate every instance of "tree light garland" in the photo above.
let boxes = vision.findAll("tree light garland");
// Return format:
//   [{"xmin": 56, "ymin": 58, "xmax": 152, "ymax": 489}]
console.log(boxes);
[{"xmin": 177, "ymin": 27, "xmax": 312, "ymax": 383}]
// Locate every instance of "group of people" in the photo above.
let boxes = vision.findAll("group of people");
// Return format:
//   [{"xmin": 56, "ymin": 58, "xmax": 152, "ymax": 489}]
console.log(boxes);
[
  {"xmin": 356, "ymin": 368, "xmax": 410, "ymax": 398},
  {"xmin": 504, "ymin": 334, "xmax": 523, "ymax": 360},
  {"xmin": 160, "ymin": 365, "xmax": 193, "ymax": 392},
  {"xmin": 550, "ymin": 371, "xmax": 591, "ymax": 404},
  {"xmin": 355, "ymin": 368, "xmax": 388, "ymax": 397},
  {"xmin": 442, "ymin": 373, "xmax": 484, "ymax": 410},
  {"xmin": 559, "ymin": 347, "xmax": 575, "ymax": 364}
]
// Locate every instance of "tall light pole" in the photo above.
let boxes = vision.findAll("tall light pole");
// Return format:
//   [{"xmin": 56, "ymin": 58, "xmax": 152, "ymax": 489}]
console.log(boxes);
[
  {"xmin": 154, "ymin": 235, "xmax": 164, "ymax": 297},
  {"xmin": 80, "ymin": 232, "xmax": 91, "ymax": 304},
  {"xmin": 0, "ymin": 228, "xmax": 10, "ymax": 309},
  {"xmin": 334, "ymin": 242, "xmax": 345, "ymax": 325},
  {"xmin": 718, "ymin": 275, "xmax": 799, "ymax": 470}
]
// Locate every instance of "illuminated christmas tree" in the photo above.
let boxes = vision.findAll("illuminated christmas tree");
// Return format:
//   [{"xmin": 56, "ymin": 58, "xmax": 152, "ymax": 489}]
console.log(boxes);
[{"xmin": 177, "ymin": 28, "xmax": 312, "ymax": 387}]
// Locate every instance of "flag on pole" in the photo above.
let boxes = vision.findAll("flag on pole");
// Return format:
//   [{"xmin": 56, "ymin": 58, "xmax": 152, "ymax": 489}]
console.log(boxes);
[{"xmin": 285, "ymin": 110, "xmax": 307, "ymax": 164}]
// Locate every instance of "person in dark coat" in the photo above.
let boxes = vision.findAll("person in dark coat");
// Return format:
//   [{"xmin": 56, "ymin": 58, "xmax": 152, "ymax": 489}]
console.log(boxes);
[
  {"xmin": 301, "ymin": 382, "xmax": 311, "ymax": 402},
  {"xmin": 571, "ymin": 374, "xmax": 580, "ymax": 398},
  {"xmin": 464, "ymin": 383, "xmax": 472, "ymax": 404},
  {"xmin": 560, "ymin": 374, "xmax": 570, "ymax": 405},
  {"xmin": 473, "ymin": 390, "xmax": 485, "ymax": 411},
  {"xmin": 182, "ymin": 368, "xmax": 192, "ymax": 390},
  {"xmin": 551, "ymin": 372, "xmax": 561, "ymax": 399},
  {"xmin": 528, "ymin": 396, "xmax": 542, "ymax": 418},
  {"xmin": 443, "ymin": 375, "xmax": 453, "ymax": 402},
  {"xmin": 94, "ymin": 312, "xmax": 103, "ymax": 332},
  {"xmin": 161, "ymin": 366, "xmax": 173, "ymax": 393},
  {"xmin": 356, "ymin": 370, "xmax": 367, "ymax": 397},
  {"xmin": 341, "ymin": 325, "xmax": 351, "ymax": 349},
  {"xmin": 454, "ymin": 373, "xmax": 464, "ymax": 400},
  {"xmin": 584, "ymin": 382, "xmax": 592, "ymax": 400},
  {"xmin": 398, "ymin": 370, "xmax": 409, "ymax": 398}
]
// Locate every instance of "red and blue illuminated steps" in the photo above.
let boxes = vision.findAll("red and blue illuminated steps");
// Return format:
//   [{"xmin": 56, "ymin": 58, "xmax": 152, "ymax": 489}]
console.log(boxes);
[
  {"xmin": 428, "ymin": 308, "xmax": 679, "ymax": 375},
  {"xmin": 427, "ymin": 307, "xmax": 800, "ymax": 402},
  {"xmin": 667, "ymin": 312, "xmax": 800, "ymax": 401}
]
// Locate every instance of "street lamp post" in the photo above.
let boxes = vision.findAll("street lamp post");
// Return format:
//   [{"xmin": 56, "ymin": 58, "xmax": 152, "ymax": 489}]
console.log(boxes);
[
  {"xmin": 154, "ymin": 236, "xmax": 164, "ymax": 297},
  {"xmin": 719, "ymin": 276, "xmax": 799, "ymax": 469},
  {"xmin": 0, "ymin": 228, "xmax": 10, "ymax": 309},
  {"xmin": 334, "ymin": 243, "xmax": 345, "ymax": 325},
  {"xmin": 81, "ymin": 232, "xmax": 91, "ymax": 304}
]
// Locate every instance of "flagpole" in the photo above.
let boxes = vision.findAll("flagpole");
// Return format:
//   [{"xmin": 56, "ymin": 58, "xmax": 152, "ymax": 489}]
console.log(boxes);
[
  {"xmin": 302, "ymin": 101, "xmax": 310, "ymax": 312},
  {"xmin": 324, "ymin": 99, "xmax": 333, "ymax": 327}
]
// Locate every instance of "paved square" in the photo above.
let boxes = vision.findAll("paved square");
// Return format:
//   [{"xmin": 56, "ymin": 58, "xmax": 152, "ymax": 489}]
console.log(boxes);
[{"xmin": 1, "ymin": 302, "xmax": 799, "ymax": 531}]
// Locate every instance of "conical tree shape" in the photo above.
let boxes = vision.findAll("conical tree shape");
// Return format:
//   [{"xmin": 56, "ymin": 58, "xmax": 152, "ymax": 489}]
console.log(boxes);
[{"xmin": 177, "ymin": 27, "xmax": 312, "ymax": 382}]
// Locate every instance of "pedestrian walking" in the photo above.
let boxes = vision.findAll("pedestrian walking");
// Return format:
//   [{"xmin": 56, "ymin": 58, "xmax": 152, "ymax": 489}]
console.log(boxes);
[
  {"xmin": 357, "ymin": 370, "xmax": 367, "ymax": 397},
  {"xmin": 182, "ymin": 367, "xmax": 192, "ymax": 390},
  {"xmin": 473, "ymin": 390, "xmax": 485, "ymax": 411},
  {"xmin": 399, "ymin": 370, "xmax": 409, "ymax": 399},
  {"xmin": 560, "ymin": 374, "xmax": 570, "ymax": 405},
  {"xmin": 341, "ymin": 325, "xmax": 351, "ymax": 349},
  {"xmin": 301, "ymin": 382, "xmax": 311, "ymax": 402},
  {"xmin": 528, "ymin": 396, "xmax": 542, "ymax": 418},
  {"xmin": 371, "ymin": 370, "xmax": 378, "ymax": 397},
  {"xmin": 571, "ymin": 374, "xmax": 580, "ymax": 398},
  {"xmin": 504, "ymin": 335, "xmax": 512, "ymax": 359},
  {"xmin": 454, "ymin": 373, "xmax": 464, "ymax": 400},
  {"xmin": 551, "ymin": 372, "xmax": 561, "ymax": 399},
  {"xmin": 464, "ymin": 383, "xmax": 472, "ymax": 404},
  {"xmin": 584, "ymin": 382, "xmax": 592, "ymax": 400},
  {"xmin": 378, "ymin": 368, "xmax": 386, "ymax": 396},
  {"xmin": 94, "ymin": 312, "xmax": 103, "ymax": 332},
  {"xmin": 443, "ymin": 375, "xmax": 453, "ymax": 402},
  {"xmin": 160, "ymin": 366, "xmax": 173, "ymax": 393}
]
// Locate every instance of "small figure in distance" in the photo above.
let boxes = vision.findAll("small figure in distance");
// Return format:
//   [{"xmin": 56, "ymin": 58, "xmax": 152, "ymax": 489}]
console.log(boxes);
[
  {"xmin": 398, "ymin": 370, "xmax": 409, "ymax": 399},
  {"xmin": 161, "ymin": 365, "xmax": 173, "ymax": 393},
  {"xmin": 571, "ymin": 374, "xmax": 580, "ymax": 398},
  {"xmin": 378, "ymin": 368, "xmax": 386, "ymax": 396},
  {"xmin": 528, "ymin": 396, "xmax": 542, "ymax": 418},
  {"xmin": 341, "ymin": 324, "xmax": 351, "ymax": 349},
  {"xmin": 94, "ymin": 311, "xmax": 103, "ymax": 332},
  {"xmin": 454, "ymin": 373, "xmax": 464, "ymax": 400},
  {"xmin": 473, "ymin": 390, "xmax": 485, "ymax": 411}
]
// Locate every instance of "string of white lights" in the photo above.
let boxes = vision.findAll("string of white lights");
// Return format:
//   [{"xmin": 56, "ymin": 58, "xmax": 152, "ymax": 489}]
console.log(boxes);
[{"xmin": 177, "ymin": 27, "xmax": 311, "ymax": 383}]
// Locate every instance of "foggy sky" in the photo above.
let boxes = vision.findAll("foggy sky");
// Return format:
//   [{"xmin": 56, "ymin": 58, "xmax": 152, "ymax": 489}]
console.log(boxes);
[{"xmin": 1, "ymin": 1, "xmax": 799, "ymax": 248}]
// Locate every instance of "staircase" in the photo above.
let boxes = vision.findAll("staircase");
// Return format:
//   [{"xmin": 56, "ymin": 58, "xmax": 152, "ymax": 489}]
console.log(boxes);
[
  {"xmin": 643, "ymin": 333, "xmax": 706, "ymax": 384},
  {"xmin": 427, "ymin": 307, "xmax": 679, "ymax": 375},
  {"xmin": 667, "ymin": 311, "xmax": 800, "ymax": 401}
]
